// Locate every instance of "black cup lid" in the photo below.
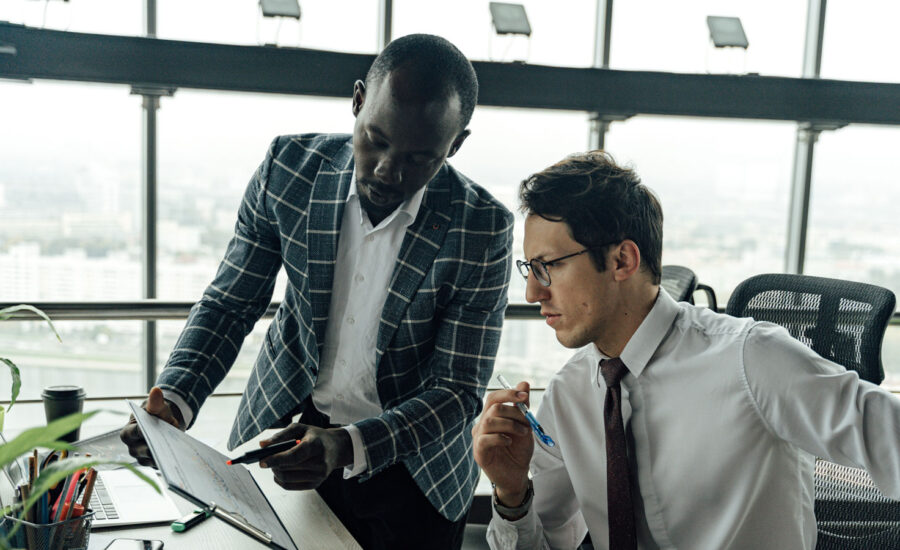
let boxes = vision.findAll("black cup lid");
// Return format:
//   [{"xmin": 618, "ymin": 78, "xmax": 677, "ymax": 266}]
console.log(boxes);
[{"xmin": 41, "ymin": 385, "xmax": 86, "ymax": 399}]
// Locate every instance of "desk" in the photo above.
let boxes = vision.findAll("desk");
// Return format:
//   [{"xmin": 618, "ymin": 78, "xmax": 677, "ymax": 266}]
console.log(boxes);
[{"xmin": 2, "ymin": 396, "xmax": 361, "ymax": 550}]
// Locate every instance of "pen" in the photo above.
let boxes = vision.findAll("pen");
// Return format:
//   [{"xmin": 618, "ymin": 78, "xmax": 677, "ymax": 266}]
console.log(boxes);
[
  {"xmin": 171, "ymin": 508, "xmax": 212, "ymax": 532},
  {"xmin": 496, "ymin": 374, "xmax": 556, "ymax": 448},
  {"xmin": 208, "ymin": 503, "xmax": 274, "ymax": 546},
  {"xmin": 226, "ymin": 439, "xmax": 301, "ymax": 465}
]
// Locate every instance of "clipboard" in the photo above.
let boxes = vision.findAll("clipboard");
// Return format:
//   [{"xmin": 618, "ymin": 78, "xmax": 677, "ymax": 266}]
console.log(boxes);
[{"xmin": 128, "ymin": 401, "xmax": 298, "ymax": 550}]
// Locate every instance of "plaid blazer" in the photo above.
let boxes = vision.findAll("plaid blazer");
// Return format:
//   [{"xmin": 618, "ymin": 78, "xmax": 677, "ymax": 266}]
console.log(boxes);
[{"xmin": 157, "ymin": 134, "xmax": 514, "ymax": 521}]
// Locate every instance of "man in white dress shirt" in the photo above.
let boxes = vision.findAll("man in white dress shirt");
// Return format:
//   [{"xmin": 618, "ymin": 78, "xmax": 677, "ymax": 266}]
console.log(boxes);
[{"xmin": 473, "ymin": 150, "xmax": 900, "ymax": 549}]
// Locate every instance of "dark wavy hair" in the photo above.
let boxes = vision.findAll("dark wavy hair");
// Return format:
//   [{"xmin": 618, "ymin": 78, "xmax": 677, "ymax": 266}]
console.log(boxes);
[
  {"xmin": 366, "ymin": 34, "xmax": 478, "ymax": 131},
  {"xmin": 519, "ymin": 150, "xmax": 663, "ymax": 284}
]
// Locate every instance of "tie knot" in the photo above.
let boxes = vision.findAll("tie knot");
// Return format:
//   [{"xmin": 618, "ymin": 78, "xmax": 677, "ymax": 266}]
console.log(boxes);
[{"xmin": 600, "ymin": 357, "xmax": 629, "ymax": 388}]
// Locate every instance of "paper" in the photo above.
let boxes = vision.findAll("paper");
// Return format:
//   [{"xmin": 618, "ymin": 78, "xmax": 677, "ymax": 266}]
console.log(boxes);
[{"xmin": 128, "ymin": 401, "xmax": 297, "ymax": 550}]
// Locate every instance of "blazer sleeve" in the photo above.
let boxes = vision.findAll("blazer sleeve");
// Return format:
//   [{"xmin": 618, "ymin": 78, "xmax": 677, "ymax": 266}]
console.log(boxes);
[
  {"xmin": 156, "ymin": 138, "xmax": 284, "ymax": 424},
  {"xmin": 355, "ymin": 205, "xmax": 515, "ymax": 474}
]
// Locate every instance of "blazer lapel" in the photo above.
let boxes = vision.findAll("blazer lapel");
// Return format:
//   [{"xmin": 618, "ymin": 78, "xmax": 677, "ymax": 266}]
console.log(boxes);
[
  {"xmin": 375, "ymin": 166, "xmax": 452, "ymax": 362},
  {"xmin": 306, "ymin": 140, "xmax": 354, "ymax": 350}
]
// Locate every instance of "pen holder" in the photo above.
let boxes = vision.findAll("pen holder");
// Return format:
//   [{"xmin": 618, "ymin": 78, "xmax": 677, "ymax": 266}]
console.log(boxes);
[{"xmin": 0, "ymin": 510, "xmax": 94, "ymax": 550}]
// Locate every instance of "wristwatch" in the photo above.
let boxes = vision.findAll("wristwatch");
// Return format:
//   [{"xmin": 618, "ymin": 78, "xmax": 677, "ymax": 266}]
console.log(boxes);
[{"xmin": 492, "ymin": 479, "xmax": 534, "ymax": 521}]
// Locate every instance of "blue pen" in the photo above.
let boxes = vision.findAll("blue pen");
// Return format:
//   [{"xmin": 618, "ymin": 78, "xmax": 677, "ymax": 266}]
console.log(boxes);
[{"xmin": 497, "ymin": 374, "xmax": 555, "ymax": 447}]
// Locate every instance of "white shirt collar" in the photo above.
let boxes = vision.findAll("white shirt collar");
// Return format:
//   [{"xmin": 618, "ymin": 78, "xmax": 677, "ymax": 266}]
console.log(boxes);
[
  {"xmin": 347, "ymin": 169, "xmax": 426, "ymax": 228},
  {"xmin": 590, "ymin": 287, "xmax": 679, "ymax": 380}
]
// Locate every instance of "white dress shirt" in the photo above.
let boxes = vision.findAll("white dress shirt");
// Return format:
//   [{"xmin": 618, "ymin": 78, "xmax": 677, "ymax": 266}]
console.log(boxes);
[
  {"xmin": 488, "ymin": 288, "xmax": 900, "ymax": 550},
  {"xmin": 167, "ymin": 172, "xmax": 424, "ymax": 477}
]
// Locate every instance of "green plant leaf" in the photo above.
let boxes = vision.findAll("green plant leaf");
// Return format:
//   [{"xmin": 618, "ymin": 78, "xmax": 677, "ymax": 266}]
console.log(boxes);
[
  {"xmin": 0, "ymin": 304, "xmax": 61, "ymax": 342},
  {"xmin": 0, "ymin": 357, "xmax": 21, "ymax": 414},
  {"xmin": 0, "ymin": 412, "xmax": 95, "ymax": 469},
  {"xmin": 0, "ymin": 405, "xmax": 4, "ymax": 434}
]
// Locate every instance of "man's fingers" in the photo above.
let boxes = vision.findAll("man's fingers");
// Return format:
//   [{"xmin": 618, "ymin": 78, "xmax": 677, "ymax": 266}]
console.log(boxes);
[
  {"xmin": 482, "ymin": 415, "xmax": 530, "ymax": 436},
  {"xmin": 145, "ymin": 387, "xmax": 168, "ymax": 415},
  {"xmin": 144, "ymin": 387, "xmax": 181, "ymax": 429},
  {"xmin": 484, "ymin": 388, "xmax": 530, "ymax": 409},
  {"xmin": 261, "ymin": 439, "xmax": 316, "ymax": 468},
  {"xmin": 119, "ymin": 419, "xmax": 142, "ymax": 445},
  {"xmin": 474, "ymin": 433, "xmax": 513, "ymax": 451},
  {"xmin": 261, "ymin": 423, "xmax": 309, "ymax": 448}
]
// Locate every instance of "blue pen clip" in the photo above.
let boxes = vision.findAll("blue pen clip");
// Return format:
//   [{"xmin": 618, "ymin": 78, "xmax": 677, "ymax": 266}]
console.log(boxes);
[{"xmin": 496, "ymin": 375, "xmax": 556, "ymax": 448}]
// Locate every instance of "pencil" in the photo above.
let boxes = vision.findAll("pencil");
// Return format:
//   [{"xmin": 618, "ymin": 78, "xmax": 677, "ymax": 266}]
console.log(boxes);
[{"xmin": 79, "ymin": 469, "xmax": 97, "ymax": 509}]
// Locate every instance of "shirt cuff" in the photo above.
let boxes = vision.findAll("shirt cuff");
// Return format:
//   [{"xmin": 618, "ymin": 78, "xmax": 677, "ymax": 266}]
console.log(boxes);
[
  {"xmin": 160, "ymin": 389, "xmax": 193, "ymax": 428},
  {"xmin": 487, "ymin": 504, "xmax": 538, "ymax": 549},
  {"xmin": 342, "ymin": 424, "xmax": 368, "ymax": 479}
]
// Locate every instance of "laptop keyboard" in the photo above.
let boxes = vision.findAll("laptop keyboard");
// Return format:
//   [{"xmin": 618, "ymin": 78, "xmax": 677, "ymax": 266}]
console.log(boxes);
[{"xmin": 89, "ymin": 476, "xmax": 119, "ymax": 520}]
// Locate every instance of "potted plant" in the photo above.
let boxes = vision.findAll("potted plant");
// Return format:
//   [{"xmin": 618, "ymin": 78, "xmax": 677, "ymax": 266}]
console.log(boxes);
[{"xmin": 0, "ymin": 304, "xmax": 158, "ymax": 549}]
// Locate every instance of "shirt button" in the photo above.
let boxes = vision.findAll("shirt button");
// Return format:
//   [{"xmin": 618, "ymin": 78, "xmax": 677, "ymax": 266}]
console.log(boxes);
[
  {"xmin": 339, "ymin": 359, "xmax": 347, "ymax": 366},
  {"xmin": 355, "ymin": 274, "xmax": 365, "ymax": 283},
  {"xmin": 347, "ymin": 316, "xmax": 355, "ymax": 325},
  {"xmin": 365, "ymin": 235, "xmax": 374, "ymax": 243},
  {"xmin": 336, "ymin": 394, "xmax": 344, "ymax": 400}
]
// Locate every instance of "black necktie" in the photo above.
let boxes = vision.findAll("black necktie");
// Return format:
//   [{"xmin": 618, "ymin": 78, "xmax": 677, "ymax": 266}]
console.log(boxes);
[{"xmin": 600, "ymin": 357, "xmax": 637, "ymax": 550}]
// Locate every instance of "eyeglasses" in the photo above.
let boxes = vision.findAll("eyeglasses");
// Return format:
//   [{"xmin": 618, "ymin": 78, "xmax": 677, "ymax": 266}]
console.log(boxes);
[{"xmin": 516, "ymin": 249, "xmax": 594, "ymax": 287}]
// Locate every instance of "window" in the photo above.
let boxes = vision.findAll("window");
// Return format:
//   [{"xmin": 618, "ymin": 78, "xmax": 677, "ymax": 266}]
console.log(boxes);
[
  {"xmin": 0, "ymin": 81, "xmax": 143, "ymax": 398},
  {"xmin": 804, "ymin": 125, "xmax": 900, "ymax": 384},
  {"xmin": 156, "ymin": 90, "xmax": 352, "ymax": 301},
  {"xmin": 610, "ymin": 0, "xmax": 806, "ymax": 77},
  {"xmin": 0, "ymin": 320, "xmax": 144, "ymax": 399},
  {"xmin": 157, "ymin": 0, "xmax": 378, "ymax": 52},
  {"xmin": 393, "ymin": 0, "xmax": 597, "ymax": 67},
  {"xmin": 0, "ymin": 0, "xmax": 141, "ymax": 36},
  {"xmin": 821, "ymin": 0, "xmax": 900, "ymax": 83},
  {"xmin": 450, "ymin": 106, "xmax": 592, "ymax": 386},
  {"xmin": 603, "ymin": 116, "xmax": 796, "ymax": 306},
  {"xmin": 0, "ymin": 82, "xmax": 141, "ymax": 301}
]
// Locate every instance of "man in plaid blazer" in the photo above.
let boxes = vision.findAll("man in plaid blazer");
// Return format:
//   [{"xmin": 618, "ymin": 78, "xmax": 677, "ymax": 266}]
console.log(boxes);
[{"xmin": 121, "ymin": 34, "xmax": 513, "ymax": 549}]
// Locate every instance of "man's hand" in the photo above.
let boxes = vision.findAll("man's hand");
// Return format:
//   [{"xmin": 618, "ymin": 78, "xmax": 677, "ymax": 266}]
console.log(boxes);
[
  {"xmin": 119, "ymin": 386, "xmax": 185, "ymax": 468},
  {"xmin": 258, "ymin": 423, "xmax": 353, "ymax": 491},
  {"xmin": 472, "ymin": 381, "xmax": 534, "ymax": 506}
]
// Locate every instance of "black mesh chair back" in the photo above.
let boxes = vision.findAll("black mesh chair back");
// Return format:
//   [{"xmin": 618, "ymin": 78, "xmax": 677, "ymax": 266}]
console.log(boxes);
[
  {"xmin": 725, "ymin": 273, "xmax": 895, "ymax": 385},
  {"xmin": 725, "ymin": 273, "xmax": 898, "ymax": 549},
  {"xmin": 661, "ymin": 265, "xmax": 698, "ymax": 303}
]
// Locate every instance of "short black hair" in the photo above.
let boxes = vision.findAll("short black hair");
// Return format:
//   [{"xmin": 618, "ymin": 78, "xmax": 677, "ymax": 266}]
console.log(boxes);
[
  {"xmin": 519, "ymin": 150, "xmax": 663, "ymax": 285},
  {"xmin": 366, "ymin": 34, "xmax": 478, "ymax": 131}
]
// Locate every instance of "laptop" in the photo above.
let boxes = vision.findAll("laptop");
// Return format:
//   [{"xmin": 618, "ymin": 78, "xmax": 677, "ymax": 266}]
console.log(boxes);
[{"xmin": 89, "ymin": 466, "xmax": 182, "ymax": 528}]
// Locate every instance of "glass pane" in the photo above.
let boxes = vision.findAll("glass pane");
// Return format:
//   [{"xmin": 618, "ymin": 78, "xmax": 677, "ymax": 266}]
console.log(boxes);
[
  {"xmin": 393, "ymin": 0, "xmax": 597, "ymax": 67},
  {"xmin": 805, "ymin": 126, "xmax": 900, "ymax": 310},
  {"xmin": 157, "ymin": 319, "xmax": 270, "ymax": 395},
  {"xmin": 604, "ymin": 116, "xmax": 796, "ymax": 305},
  {"xmin": 610, "ymin": 0, "xmax": 806, "ymax": 77},
  {"xmin": 0, "ymin": 320, "xmax": 143, "ymax": 400},
  {"xmin": 494, "ymin": 319, "xmax": 571, "ymax": 391},
  {"xmin": 449, "ymin": 106, "xmax": 592, "ymax": 307},
  {"xmin": 156, "ymin": 90, "xmax": 352, "ymax": 301},
  {"xmin": 821, "ymin": 0, "xmax": 900, "ymax": 83},
  {"xmin": 157, "ymin": 0, "xmax": 378, "ymax": 52},
  {"xmin": 0, "ymin": 81, "xmax": 142, "ymax": 302},
  {"xmin": 0, "ymin": 0, "xmax": 141, "ymax": 36}
]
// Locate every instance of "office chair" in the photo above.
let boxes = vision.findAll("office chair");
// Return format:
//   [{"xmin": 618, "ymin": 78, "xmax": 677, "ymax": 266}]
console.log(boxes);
[
  {"xmin": 660, "ymin": 265, "xmax": 718, "ymax": 310},
  {"xmin": 726, "ymin": 273, "xmax": 898, "ymax": 549}
]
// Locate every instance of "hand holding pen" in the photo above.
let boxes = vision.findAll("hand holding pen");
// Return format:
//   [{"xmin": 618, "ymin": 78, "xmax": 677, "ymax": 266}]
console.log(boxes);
[
  {"xmin": 226, "ymin": 439, "xmax": 301, "ymax": 465},
  {"xmin": 497, "ymin": 375, "xmax": 555, "ymax": 447}
]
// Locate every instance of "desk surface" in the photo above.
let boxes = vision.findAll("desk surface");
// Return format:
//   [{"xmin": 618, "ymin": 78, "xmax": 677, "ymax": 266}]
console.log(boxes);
[{"xmin": 2, "ymin": 396, "xmax": 361, "ymax": 550}]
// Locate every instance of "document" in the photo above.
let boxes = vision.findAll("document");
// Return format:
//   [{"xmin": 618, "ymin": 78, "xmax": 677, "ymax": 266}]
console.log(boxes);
[{"xmin": 128, "ymin": 401, "xmax": 297, "ymax": 550}]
